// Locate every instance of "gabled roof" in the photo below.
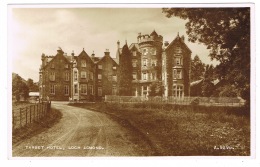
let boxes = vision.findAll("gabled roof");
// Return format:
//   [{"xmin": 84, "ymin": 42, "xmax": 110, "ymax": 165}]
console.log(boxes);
[
  {"xmin": 129, "ymin": 43, "xmax": 140, "ymax": 52},
  {"xmin": 165, "ymin": 34, "xmax": 192, "ymax": 53},
  {"xmin": 97, "ymin": 54, "xmax": 118, "ymax": 65}
]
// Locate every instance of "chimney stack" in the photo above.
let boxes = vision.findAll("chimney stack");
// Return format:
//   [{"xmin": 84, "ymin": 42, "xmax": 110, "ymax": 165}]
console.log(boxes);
[
  {"xmin": 164, "ymin": 41, "xmax": 169, "ymax": 47},
  {"xmin": 104, "ymin": 49, "xmax": 110, "ymax": 56},
  {"xmin": 181, "ymin": 35, "xmax": 185, "ymax": 41}
]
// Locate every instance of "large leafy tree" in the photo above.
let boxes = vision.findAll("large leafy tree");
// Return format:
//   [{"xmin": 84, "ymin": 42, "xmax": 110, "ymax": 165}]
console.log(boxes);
[
  {"xmin": 190, "ymin": 55, "xmax": 205, "ymax": 82},
  {"xmin": 27, "ymin": 78, "xmax": 39, "ymax": 92},
  {"xmin": 162, "ymin": 8, "xmax": 250, "ymax": 105},
  {"xmin": 118, "ymin": 44, "xmax": 133, "ymax": 96},
  {"xmin": 12, "ymin": 73, "xmax": 29, "ymax": 101}
]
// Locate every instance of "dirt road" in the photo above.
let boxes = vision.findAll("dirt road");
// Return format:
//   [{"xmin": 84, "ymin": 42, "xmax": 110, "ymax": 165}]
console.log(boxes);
[{"xmin": 12, "ymin": 102, "xmax": 154, "ymax": 157}]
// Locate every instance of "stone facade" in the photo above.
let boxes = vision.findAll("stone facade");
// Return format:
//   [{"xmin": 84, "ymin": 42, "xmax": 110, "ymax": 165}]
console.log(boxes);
[{"xmin": 39, "ymin": 30, "xmax": 191, "ymax": 101}]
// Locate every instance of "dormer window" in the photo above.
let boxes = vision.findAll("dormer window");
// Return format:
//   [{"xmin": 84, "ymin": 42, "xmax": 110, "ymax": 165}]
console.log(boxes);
[{"xmin": 51, "ymin": 63, "xmax": 55, "ymax": 69}]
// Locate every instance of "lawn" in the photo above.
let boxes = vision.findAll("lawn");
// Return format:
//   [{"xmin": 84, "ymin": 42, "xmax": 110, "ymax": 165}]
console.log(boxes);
[{"xmin": 70, "ymin": 102, "xmax": 250, "ymax": 156}]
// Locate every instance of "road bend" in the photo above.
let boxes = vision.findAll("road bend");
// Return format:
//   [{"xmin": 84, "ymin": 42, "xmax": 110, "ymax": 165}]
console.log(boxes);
[{"xmin": 12, "ymin": 101, "xmax": 153, "ymax": 157}]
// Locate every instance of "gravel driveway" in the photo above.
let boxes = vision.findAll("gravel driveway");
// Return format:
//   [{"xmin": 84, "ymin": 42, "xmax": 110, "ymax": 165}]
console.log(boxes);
[{"xmin": 12, "ymin": 101, "xmax": 153, "ymax": 157}]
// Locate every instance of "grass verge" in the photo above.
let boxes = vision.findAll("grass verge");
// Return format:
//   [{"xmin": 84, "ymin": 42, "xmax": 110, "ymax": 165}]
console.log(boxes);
[
  {"xmin": 12, "ymin": 108, "xmax": 63, "ymax": 145},
  {"xmin": 69, "ymin": 102, "xmax": 250, "ymax": 156}
]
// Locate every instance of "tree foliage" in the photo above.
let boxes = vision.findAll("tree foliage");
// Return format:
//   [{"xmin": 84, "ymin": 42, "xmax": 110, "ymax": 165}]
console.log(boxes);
[
  {"xmin": 12, "ymin": 73, "xmax": 29, "ymax": 101},
  {"xmin": 149, "ymin": 82, "xmax": 162, "ymax": 96},
  {"xmin": 162, "ymin": 8, "xmax": 250, "ymax": 104},
  {"xmin": 190, "ymin": 55, "xmax": 205, "ymax": 82},
  {"xmin": 27, "ymin": 78, "xmax": 39, "ymax": 92},
  {"xmin": 118, "ymin": 44, "xmax": 133, "ymax": 96}
]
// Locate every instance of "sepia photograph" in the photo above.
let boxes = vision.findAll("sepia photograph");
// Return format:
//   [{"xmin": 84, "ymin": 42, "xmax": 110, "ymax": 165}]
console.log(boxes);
[{"xmin": 9, "ymin": 4, "xmax": 253, "ymax": 158}]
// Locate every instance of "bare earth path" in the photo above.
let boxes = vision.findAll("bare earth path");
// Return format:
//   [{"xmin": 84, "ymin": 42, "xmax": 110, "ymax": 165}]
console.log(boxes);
[{"xmin": 12, "ymin": 102, "xmax": 153, "ymax": 157}]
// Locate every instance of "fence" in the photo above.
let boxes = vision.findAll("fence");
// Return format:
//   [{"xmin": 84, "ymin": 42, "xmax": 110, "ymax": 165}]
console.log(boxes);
[
  {"xmin": 105, "ymin": 96, "xmax": 245, "ymax": 107},
  {"xmin": 12, "ymin": 101, "xmax": 51, "ymax": 131}
]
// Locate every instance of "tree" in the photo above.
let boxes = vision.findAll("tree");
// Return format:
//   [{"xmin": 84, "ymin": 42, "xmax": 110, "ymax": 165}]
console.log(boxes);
[
  {"xmin": 118, "ymin": 44, "xmax": 133, "ymax": 96},
  {"xmin": 190, "ymin": 55, "xmax": 205, "ymax": 82},
  {"xmin": 162, "ymin": 8, "xmax": 250, "ymax": 105},
  {"xmin": 12, "ymin": 73, "xmax": 29, "ymax": 102},
  {"xmin": 27, "ymin": 78, "xmax": 39, "ymax": 92},
  {"xmin": 149, "ymin": 82, "xmax": 162, "ymax": 96}
]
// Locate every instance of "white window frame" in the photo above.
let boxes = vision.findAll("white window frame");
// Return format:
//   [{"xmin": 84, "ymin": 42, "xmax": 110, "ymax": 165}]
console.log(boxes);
[
  {"xmin": 65, "ymin": 72, "xmax": 69, "ymax": 81},
  {"xmin": 142, "ymin": 72, "xmax": 147, "ymax": 80},
  {"xmin": 74, "ymin": 84, "xmax": 78, "ymax": 94},
  {"xmin": 74, "ymin": 71, "xmax": 78, "ymax": 81},
  {"xmin": 89, "ymin": 85, "xmax": 93, "ymax": 95},
  {"xmin": 173, "ymin": 84, "xmax": 184, "ymax": 98},
  {"xmin": 81, "ymin": 84, "xmax": 87, "ymax": 94},
  {"xmin": 132, "ymin": 73, "xmax": 137, "ymax": 80},
  {"xmin": 81, "ymin": 60, "xmax": 86, "ymax": 67},
  {"xmin": 81, "ymin": 71, "xmax": 87, "ymax": 79},
  {"xmin": 50, "ymin": 85, "xmax": 55, "ymax": 94},
  {"xmin": 50, "ymin": 72, "xmax": 55, "ymax": 81},
  {"xmin": 98, "ymin": 74, "xmax": 102, "ymax": 80},
  {"xmin": 132, "ymin": 60, "xmax": 137, "ymax": 67},
  {"xmin": 143, "ymin": 59, "xmax": 147, "ymax": 67},
  {"xmin": 64, "ymin": 85, "xmax": 69, "ymax": 95}
]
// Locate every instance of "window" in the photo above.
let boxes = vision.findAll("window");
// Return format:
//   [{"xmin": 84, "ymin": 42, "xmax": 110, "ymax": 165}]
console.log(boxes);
[
  {"xmin": 65, "ymin": 64, "xmax": 69, "ymax": 68},
  {"xmin": 89, "ymin": 72, "xmax": 94, "ymax": 80},
  {"xmin": 151, "ymin": 59, "xmax": 157, "ymax": 66},
  {"xmin": 143, "ymin": 86, "xmax": 147, "ymax": 91},
  {"xmin": 133, "ymin": 51, "xmax": 137, "ymax": 56},
  {"xmin": 81, "ymin": 60, "xmax": 86, "ymax": 67},
  {"xmin": 142, "ymin": 72, "xmax": 147, "ymax": 80},
  {"xmin": 112, "ymin": 75, "xmax": 117, "ymax": 81},
  {"xmin": 142, "ymin": 59, "xmax": 147, "ymax": 67},
  {"xmin": 50, "ymin": 85, "xmax": 55, "ymax": 94},
  {"xmin": 81, "ymin": 84, "xmax": 87, "ymax": 94},
  {"xmin": 98, "ymin": 87, "xmax": 102, "ymax": 96},
  {"xmin": 143, "ymin": 48, "xmax": 148, "ymax": 55},
  {"xmin": 98, "ymin": 65, "xmax": 102, "ymax": 69},
  {"xmin": 81, "ymin": 71, "xmax": 87, "ymax": 79},
  {"xmin": 89, "ymin": 85, "xmax": 93, "ymax": 95},
  {"xmin": 50, "ymin": 72, "xmax": 55, "ymax": 81},
  {"xmin": 51, "ymin": 63, "xmax": 55, "ymax": 68},
  {"xmin": 113, "ymin": 66, "xmax": 117, "ymax": 70},
  {"xmin": 173, "ymin": 69, "xmax": 182, "ymax": 79},
  {"xmin": 175, "ymin": 57, "xmax": 182, "ymax": 65},
  {"xmin": 152, "ymin": 49, "xmax": 157, "ymax": 55},
  {"xmin": 98, "ymin": 74, "xmax": 102, "ymax": 80},
  {"xmin": 64, "ymin": 85, "xmax": 69, "ymax": 95},
  {"xmin": 173, "ymin": 85, "xmax": 184, "ymax": 98},
  {"xmin": 151, "ymin": 72, "xmax": 156, "ymax": 80},
  {"xmin": 74, "ymin": 71, "xmax": 78, "ymax": 81},
  {"xmin": 74, "ymin": 84, "xmax": 78, "ymax": 94},
  {"xmin": 112, "ymin": 86, "xmax": 117, "ymax": 95},
  {"xmin": 132, "ymin": 60, "xmax": 137, "ymax": 67},
  {"xmin": 65, "ymin": 72, "xmax": 69, "ymax": 81},
  {"xmin": 132, "ymin": 73, "xmax": 137, "ymax": 80}
]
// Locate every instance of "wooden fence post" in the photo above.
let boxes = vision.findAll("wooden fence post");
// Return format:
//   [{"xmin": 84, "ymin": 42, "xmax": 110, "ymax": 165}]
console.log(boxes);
[
  {"xmin": 30, "ymin": 105, "xmax": 32, "ymax": 124},
  {"xmin": 20, "ymin": 108, "xmax": 22, "ymax": 128},
  {"xmin": 25, "ymin": 107, "xmax": 28, "ymax": 126}
]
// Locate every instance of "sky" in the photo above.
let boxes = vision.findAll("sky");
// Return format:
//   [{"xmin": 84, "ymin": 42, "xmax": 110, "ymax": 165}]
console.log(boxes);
[{"xmin": 9, "ymin": 7, "xmax": 218, "ymax": 81}]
